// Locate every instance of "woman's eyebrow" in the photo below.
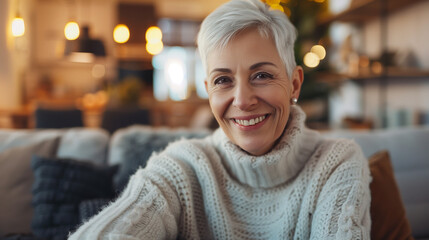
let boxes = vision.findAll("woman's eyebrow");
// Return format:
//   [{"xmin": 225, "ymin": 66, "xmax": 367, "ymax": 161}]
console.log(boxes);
[
  {"xmin": 209, "ymin": 68, "xmax": 232, "ymax": 76},
  {"xmin": 249, "ymin": 62, "xmax": 277, "ymax": 70}
]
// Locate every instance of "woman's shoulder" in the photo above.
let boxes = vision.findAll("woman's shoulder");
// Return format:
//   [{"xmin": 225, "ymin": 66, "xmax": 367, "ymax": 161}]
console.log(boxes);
[
  {"xmin": 145, "ymin": 133, "xmax": 219, "ymax": 171},
  {"xmin": 314, "ymin": 137, "xmax": 368, "ymax": 171},
  {"xmin": 162, "ymin": 134, "xmax": 216, "ymax": 156}
]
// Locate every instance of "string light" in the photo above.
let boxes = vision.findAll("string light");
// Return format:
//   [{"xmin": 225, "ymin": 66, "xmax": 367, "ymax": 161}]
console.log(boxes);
[
  {"xmin": 11, "ymin": 17, "xmax": 25, "ymax": 37},
  {"xmin": 310, "ymin": 45, "xmax": 326, "ymax": 60},
  {"xmin": 145, "ymin": 26, "xmax": 162, "ymax": 44},
  {"xmin": 145, "ymin": 26, "xmax": 163, "ymax": 55},
  {"xmin": 64, "ymin": 21, "xmax": 80, "ymax": 40},
  {"xmin": 113, "ymin": 24, "xmax": 130, "ymax": 43},
  {"xmin": 146, "ymin": 41, "xmax": 164, "ymax": 55},
  {"xmin": 303, "ymin": 52, "xmax": 320, "ymax": 68}
]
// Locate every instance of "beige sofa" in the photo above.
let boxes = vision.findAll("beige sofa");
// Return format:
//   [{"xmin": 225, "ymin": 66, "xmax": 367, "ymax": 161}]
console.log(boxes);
[{"xmin": 0, "ymin": 125, "xmax": 428, "ymax": 239}]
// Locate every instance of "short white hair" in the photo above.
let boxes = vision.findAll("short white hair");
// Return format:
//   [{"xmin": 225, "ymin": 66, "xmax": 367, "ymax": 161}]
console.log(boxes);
[{"xmin": 197, "ymin": 0, "xmax": 297, "ymax": 78}]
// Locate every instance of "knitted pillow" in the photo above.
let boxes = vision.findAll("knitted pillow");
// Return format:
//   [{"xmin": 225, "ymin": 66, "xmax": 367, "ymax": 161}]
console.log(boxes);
[
  {"xmin": 0, "ymin": 138, "xmax": 59, "ymax": 237},
  {"xmin": 79, "ymin": 198, "xmax": 111, "ymax": 222},
  {"xmin": 31, "ymin": 156, "xmax": 117, "ymax": 240},
  {"xmin": 369, "ymin": 150, "xmax": 413, "ymax": 240},
  {"xmin": 110, "ymin": 127, "xmax": 210, "ymax": 192}
]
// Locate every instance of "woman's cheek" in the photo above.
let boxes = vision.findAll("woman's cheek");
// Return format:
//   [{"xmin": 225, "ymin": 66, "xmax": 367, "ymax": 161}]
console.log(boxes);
[{"xmin": 209, "ymin": 91, "xmax": 229, "ymax": 119}]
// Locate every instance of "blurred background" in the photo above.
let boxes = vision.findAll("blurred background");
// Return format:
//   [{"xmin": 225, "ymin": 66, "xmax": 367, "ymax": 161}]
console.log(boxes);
[{"xmin": 1, "ymin": 0, "xmax": 429, "ymax": 131}]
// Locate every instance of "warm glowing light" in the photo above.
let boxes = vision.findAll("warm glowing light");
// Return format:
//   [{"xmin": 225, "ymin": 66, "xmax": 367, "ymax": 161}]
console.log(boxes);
[
  {"xmin": 266, "ymin": 0, "xmax": 280, "ymax": 4},
  {"xmin": 371, "ymin": 61, "xmax": 383, "ymax": 74},
  {"xmin": 311, "ymin": 45, "xmax": 326, "ymax": 60},
  {"xmin": 68, "ymin": 52, "xmax": 95, "ymax": 63},
  {"xmin": 269, "ymin": 4, "xmax": 284, "ymax": 12},
  {"xmin": 145, "ymin": 26, "xmax": 162, "ymax": 44},
  {"xmin": 95, "ymin": 91, "xmax": 108, "ymax": 106},
  {"xmin": 64, "ymin": 21, "xmax": 80, "ymax": 40},
  {"xmin": 91, "ymin": 64, "xmax": 106, "ymax": 78},
  {"xmin": 12, "ymin": 17, "xmax": 25, "ymax": 37},
  {"xmin": 359, "ymin": 56, "xmax": 370, "ymax": 68},
  {"xmin": 313, "ymin": 0, "xmax": 325, "ymax": 3},
  {"xmin": 304, "ymin": 52, "xmax": 320, "ymax": 68},
  {"xmin": 146, "ymin": 41, "xmax": 163, "ymax": 55},
  {"xmin": 113, "ymin": 24, "xmax": 130, "ymax": 43}
]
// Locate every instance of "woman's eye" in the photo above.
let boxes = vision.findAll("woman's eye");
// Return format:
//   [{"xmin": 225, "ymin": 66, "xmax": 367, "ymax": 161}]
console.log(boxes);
[
  {"xmin": 214, "ymin": 77, "xmax": 231, "ymax": 85},
  {"xmin": 254, "ymin": 72, "xmax": 273, "ymax": 80}
]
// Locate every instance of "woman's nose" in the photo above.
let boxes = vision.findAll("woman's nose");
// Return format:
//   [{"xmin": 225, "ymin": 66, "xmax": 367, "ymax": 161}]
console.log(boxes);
[{"xmin": 232, "ymin": 82, "xmax": 258, "ymax": 111}]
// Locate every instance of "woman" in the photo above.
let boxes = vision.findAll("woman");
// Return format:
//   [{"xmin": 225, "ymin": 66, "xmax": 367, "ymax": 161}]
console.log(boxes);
[{"xmin": 70, "ymin": 0, "xmax": 371, "ymax": 239}]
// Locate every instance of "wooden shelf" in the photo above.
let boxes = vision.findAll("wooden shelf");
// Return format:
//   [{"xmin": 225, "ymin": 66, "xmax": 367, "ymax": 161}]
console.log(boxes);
[
  {"xmin": 318, "ymin": 0, "xmax": 425, "ymax": 25},
  {"xmin": 316, "ymin": 68, "xmax": 429, "ymax": 83}
]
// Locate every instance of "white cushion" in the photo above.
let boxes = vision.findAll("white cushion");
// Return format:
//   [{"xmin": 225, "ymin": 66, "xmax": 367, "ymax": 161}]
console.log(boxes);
[{"xmin": 57, "ymin": 128, "xmax": 110, "ymax": 165}]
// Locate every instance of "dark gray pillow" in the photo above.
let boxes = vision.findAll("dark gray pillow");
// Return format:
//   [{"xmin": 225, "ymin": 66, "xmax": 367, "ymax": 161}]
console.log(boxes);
[
  {"xmin": 0, "ymin": 138, "xmax": 59, "ymax": 237},
  {"xmin": 112, "ymin": 130, "xmax": 209, "ymax": 192},
  {"xmin": 31, "ymin": 156, "xmax": 117, "ymax": 240}
]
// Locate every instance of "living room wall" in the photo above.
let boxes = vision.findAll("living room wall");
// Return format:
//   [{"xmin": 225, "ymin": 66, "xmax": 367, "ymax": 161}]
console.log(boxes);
[{"xmin": 0, "ymin": 0, "xmax": 33, "ymax": 109}]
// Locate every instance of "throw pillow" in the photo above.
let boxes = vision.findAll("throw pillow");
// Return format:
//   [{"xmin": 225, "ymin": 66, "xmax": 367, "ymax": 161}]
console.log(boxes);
[
  {"xmin": 0, "ymin": 138, "xmax": 59, "ymax": 237},
  {"xmin": 369, "ymin": 150, "xmax": 414, "ymax": 240},
  {"xmin": 31, "ymin": 156, "xmax": 117, "ymax": 240},
  {"xmin": 109, "ymin": 126, "xmax": 210, "ymax": 192}
]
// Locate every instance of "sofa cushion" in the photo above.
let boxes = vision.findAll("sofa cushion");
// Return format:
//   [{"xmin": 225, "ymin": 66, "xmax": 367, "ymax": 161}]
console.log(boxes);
[
  {"xmin": 30, "ymin": 156, "xmax": 117, "ymax": 240},
  {"xmin": 56, "ymin": 128, "xmax": 110, "ymax": 165},
  {"xmin": 369, "ymin": 150, "xmax": 413, "ymax": 240},
  {"xmin": 325, "ymin": 126, "xmax": 429, "ymax": 238},
  {"xmin": 78, "ymin": 198, "xmax": 111, "ymax": 222},
  {"xmin": 0, "ymin": 129, "xmax": 61, "ymax": 153},
  {"xmin": 109, "ymin": 126, "xmax": 210, "ymax": 192},
  {"xmin": 0, "ymin": 138, "xmax": 59, "ymax": 237}
]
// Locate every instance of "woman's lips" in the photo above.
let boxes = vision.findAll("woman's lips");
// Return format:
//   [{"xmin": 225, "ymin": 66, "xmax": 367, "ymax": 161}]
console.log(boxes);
[{"xmin": 231, "ymin": 114, "xmax": 270, "ymax": 129}]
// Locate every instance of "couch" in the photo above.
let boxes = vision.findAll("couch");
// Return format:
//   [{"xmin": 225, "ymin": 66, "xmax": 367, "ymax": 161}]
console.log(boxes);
[{"xmin": 0, "ymin": 125, "xmax": 428, "ymax": 239}]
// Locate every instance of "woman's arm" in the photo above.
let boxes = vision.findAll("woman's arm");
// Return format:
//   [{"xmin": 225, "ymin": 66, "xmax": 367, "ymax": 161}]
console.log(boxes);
[
  {"xmin": 68, "ymin": 167, "xmax": 181, "ymax": 240},
  {"xmin": 310, "ymin": 140, "xmax": 371, "ymax": 240}
]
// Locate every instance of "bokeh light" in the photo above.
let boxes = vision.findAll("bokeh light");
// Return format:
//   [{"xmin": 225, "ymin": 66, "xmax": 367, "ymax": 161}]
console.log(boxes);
[
  {"xmin": 303, "ymin": 52, "xmax": 320, "ymax": 68},
  {"xmin": 64, "ymin": 21, "xmax": 80, "ymax": 40},
  {"xmin": 310, "ymin": 45, "xmax": 326, "ymax": 60},
  {"xmin": 145, "ymin": 26, "xmax": 162, "ymax": 44},
  {"xmin": 12, "ymin": 17, "xmax": 25, "ymax": 37},
  {"xmin": 113, "ymin": 24, "xmax": 130, "ymax": 43},
  {"xmin": 146, "ymin": 41, "xmax": 164, "ymax": 55},
  {"xmin": 91, "ymin": 64, "xmax": 106, "ymax": 78}
]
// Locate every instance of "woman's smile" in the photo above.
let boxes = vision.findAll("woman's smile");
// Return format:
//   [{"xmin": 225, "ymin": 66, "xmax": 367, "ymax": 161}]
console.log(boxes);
[{"xmin": 231, "ymin": 114, "xmax": 270, "ymax": 130}]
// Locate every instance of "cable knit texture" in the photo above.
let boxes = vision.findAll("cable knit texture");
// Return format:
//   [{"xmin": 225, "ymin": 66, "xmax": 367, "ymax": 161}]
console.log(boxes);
[{"xmin": 69, "ymin": 106, "xmax": 371, "ymax": 240}]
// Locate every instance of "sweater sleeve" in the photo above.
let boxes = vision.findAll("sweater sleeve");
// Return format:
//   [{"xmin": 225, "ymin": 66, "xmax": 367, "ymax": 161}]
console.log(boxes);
[
  {"xmin": 310, "ymin": 140, "xmax": 371, "ymax": 240},
  {"xmin": 68, "ymin": 167, "xmax": 181, "ymax": 240}
]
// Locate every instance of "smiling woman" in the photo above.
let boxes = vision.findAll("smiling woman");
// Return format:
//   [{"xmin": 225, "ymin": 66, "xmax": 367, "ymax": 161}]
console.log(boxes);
[
  {"xmin": 69, "ymin": 0, "xmax": 371, "ymax": 239},
  {"xmin": 205, "ymin": 28, "xmax": 303, "ymax": 155}
]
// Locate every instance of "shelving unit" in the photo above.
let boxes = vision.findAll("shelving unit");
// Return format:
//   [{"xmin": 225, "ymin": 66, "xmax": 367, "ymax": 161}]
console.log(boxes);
[
  {"xmin": 319, "ymin": 0, "xmax": 429, "ymax": 128},
  {"xmin": 319, "ymin": 0, "xmax": 425, "ymax": 25}
]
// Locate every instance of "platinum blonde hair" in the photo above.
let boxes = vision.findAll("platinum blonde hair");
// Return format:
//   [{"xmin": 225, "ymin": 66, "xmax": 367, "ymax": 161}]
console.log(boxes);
[{"xmin": 197, "ymin": 0, "xmax": 297, "ymax": 78}]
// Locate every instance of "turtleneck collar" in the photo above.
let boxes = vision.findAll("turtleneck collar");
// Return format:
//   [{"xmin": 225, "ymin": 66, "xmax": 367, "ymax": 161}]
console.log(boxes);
[{"xmin": 212, "ymin": 105, "xmax": 321, "ymax": 188}]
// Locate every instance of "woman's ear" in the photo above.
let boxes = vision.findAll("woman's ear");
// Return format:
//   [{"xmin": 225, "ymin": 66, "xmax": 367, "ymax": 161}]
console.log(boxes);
[{"xmin": 291, "ymin": 66, "xmax": 304, "ymax": 98}]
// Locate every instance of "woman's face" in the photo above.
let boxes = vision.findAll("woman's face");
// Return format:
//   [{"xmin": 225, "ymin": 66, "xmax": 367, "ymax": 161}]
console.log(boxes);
[{"xmin": 205, "ymin": 28, "xmax": 303, "ymax": 156}]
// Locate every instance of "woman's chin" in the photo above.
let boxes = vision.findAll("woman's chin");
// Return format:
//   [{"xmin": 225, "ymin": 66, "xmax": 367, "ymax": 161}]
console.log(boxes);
[{"xmin": 237, "ymin": 140, "xmax": 273, "ymax": 156}]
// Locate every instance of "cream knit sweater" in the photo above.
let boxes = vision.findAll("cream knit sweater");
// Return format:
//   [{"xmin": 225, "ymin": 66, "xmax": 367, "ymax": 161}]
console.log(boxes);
[{"xmin": 69, "ymin": 106, "xmax": 371, "ymax": 240}]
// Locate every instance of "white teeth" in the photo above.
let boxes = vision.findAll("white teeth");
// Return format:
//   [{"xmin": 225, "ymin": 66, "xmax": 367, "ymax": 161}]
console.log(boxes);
[{"xmin": 234, "ymin": 115, "xmax": 266, "ymax": 126}]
